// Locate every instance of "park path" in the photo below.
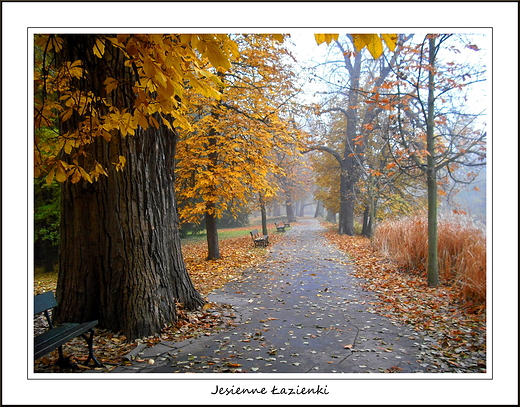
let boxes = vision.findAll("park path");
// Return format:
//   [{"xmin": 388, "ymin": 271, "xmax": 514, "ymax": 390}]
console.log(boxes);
[{"xmin": 111, "ymin": 218, "xmax": 438, "ymax": 373}]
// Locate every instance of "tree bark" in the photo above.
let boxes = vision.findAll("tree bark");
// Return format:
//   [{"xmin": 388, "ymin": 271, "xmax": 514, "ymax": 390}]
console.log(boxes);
[
  {"xmin": 426, "ymin": 36, "xmax": 440, "ymax": 286},
  {"xmin": 361, "ymin": 179, "xmax": 376, "ymax": 238},
  {"xmin": 55, "ymin": 126, "xmax": 205, "ymax": 339},
  {"xmin": 314, "ymin": 200, "xmax": 324, "ymax": 218},
  {"xmin": 361, "ymin": 206, "xmax": 370, "ymax": 237},
  {"xmin": 286, "ymin": 198, "xmax": 295, "ymax": 222},
  {"xmin": 326, "ymin": 210, "xmax": 336, "ymax": 223},
  {"xmin": 205, "ymin": 207, "xmax": 221, "ymax": 260},
  {"xmin": 53, "ymin": 34, "xmax": 204, "ymax": 340},
  {"xmin": 338, "ymin": 165, "xmax": 356, "ymax": 235},
  {"xmin": 204, "ymin": 114, "xmax": 221, "ymax": 260},
  {"xmin": 259, "ymin": 195, "xmax": 268, "ymax": 236}
]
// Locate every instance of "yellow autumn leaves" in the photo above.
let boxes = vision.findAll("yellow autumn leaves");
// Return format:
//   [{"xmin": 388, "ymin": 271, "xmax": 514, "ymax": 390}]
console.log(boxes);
[
  {"xmin": 34, "ymin": 33, "xmax": 396, "ymax": 188},
  {"xmin": 174, "ymin": 35, "xmax": 302, "ymax": 224},
  {"xmin": 315, "ymin": 33, "xmax": 397, "ymax": 59}
]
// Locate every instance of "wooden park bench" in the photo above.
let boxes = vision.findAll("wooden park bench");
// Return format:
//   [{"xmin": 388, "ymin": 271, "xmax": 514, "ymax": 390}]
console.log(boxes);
[
  {"xmin": 34, "ymin": 291, "xmax": 102, "ymax": 368},
  {"xmin": 250, "ymin": 229, "xmax": 269, "ymax": 247},
  {"xmin": 274, "ymin": 222, "xmax": 286, "ymax": 232},
  {"xmin": 283, "ymin": 220, "xmax": 291, "ymax": 228}
]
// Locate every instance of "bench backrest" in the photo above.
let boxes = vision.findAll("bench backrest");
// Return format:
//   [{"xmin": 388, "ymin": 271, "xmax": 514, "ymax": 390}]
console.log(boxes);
[
  {"xmin": 34, "ymin": 292, "xmax": 58, "ymax": 315},
  {"xmin": 250, "ymin": 229, "xmax": 259, "ymax": 237}
]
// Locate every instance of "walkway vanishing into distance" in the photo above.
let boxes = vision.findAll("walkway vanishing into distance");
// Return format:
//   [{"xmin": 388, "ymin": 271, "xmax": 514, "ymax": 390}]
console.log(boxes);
[{"xmin": 112, "ymin": 218, "xmax": 440, "ymax": 374}]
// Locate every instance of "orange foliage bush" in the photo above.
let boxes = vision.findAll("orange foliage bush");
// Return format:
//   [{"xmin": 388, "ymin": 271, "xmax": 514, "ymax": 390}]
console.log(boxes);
[{"xmin": 372, "ymin": 214, "xmax": 486, "ymax": 304}]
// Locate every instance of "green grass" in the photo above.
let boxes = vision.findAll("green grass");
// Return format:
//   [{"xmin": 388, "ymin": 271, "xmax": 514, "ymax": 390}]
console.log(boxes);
[
  {"xmin": 180, "ymin": 216, "xmax": 291, "ymax": 244},
  {"xmin": 181, "ymin": 228, "xmax": 250, "ymax": 244}
]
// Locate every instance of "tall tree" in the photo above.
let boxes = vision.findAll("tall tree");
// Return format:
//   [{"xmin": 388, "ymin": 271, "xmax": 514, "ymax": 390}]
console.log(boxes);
[
  {"xmin": 306, "ymin": 34, "xmax": 399, "ymax": 234},
  {"xmin": 34, "ymin": 34, "xmax": 239, "ymax": 339},
  {"xmin": 175, "ymin": 34, "xmax": 301, "ymax": 259},
  {"xmin": 383, "ymin": 34, "xmax": 487, "ymax": 285}
]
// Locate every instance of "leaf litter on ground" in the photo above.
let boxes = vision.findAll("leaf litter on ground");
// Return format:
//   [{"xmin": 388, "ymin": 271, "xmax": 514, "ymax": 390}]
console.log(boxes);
[
  {"xmin": 322, "ymin": 224, "xmax": 486, "ymax": 373},
  {"xmin": 33, "ymin": 231, "xmax": 284, "ymax": 373},
  {"xmin": 34, "ymin": 222, "xmax": 486, "ymax": 373}
]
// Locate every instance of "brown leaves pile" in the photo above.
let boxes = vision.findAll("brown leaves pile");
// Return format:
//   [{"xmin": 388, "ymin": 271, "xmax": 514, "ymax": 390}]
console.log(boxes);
[{"xmin": 322, "ymin": 225, "xmax": 486, "ymax": 372}]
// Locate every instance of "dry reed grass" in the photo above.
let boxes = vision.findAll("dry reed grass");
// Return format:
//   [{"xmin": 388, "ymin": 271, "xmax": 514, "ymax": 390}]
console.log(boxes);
[{"xmin": 372, "ymin": 213, "xmax": 486, "ymax": 305}]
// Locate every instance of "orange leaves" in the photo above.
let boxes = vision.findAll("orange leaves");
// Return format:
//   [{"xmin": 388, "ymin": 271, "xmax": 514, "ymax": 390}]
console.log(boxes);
[
  {"xmin": 368, "ymin": 169, "xmax": 383, "ymax": 177},
  {"xmin": 322, "ymin": 223, "xmax": 486, "ymax": 368},
  {"xmin": 175, "ymin": 34, "xmax": 301, "ymax": 222},
  {"xmin": 112, "ymin": 155, "xmax": 126, "ymax": 172},
  {"xmin": 35, "ymin": 34, "xmax": 63, "ymax": 53},
  {"xmin": 182, "ymin": 34, "xmax": 239, "ymax": 71},
  {"xmin": 351, "ymin": 34, "xmax": 384, "ymax": 59},
  {"xmin": 380, "ymin": 34, "xmax": 398, "ymax": 51},
  {"xmin": 90, "ymin": 161, "xmax": 109, "ymax": 181},
  {"xmin": 353, "ymin": 134, "xmax": 364, "ymax": 147}
]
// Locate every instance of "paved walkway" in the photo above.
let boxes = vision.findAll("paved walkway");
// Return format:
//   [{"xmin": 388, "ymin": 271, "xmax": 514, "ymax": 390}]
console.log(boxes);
[{"xmin": 112, "ymin": 218, "xmax": 437, "ymax": 373}]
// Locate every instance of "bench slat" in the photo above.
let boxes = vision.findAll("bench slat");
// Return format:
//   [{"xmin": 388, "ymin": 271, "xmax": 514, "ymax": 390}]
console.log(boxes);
[
  {"xmin": 34, "ymin": 320, "xmax": 98, "ymax": 360},
  {"xmin": 34, "ymin": 291, "xmax": 58, "ymax": 315}
]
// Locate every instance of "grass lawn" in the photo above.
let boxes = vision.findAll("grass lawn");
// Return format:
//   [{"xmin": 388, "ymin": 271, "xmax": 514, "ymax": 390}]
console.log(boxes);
[{"xmin": 180, "ymin": 216, "xmax": 290, "ymax": 244}]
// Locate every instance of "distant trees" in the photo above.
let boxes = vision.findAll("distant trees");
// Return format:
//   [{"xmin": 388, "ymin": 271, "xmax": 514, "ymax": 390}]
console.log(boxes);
[
  {"xmin": 306, "ymin": 34, "xmax": 402, "ymax": 235},
  {"xmin": 308, "ymin": 33, "xmax": 487, "ymax": 286},
  {"xmin": 34, "ymin": 177, "xmax": 60, "ymax": 272}
]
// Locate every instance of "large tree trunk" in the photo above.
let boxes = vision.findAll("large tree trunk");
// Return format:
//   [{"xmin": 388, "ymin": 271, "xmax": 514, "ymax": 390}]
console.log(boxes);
[
  {"xmin": 337, "ymin": 48, "xmax": 362, "ymax": 236},
  {"xmin": 55, "ymin": 126, "xmax": 205, "ymax": 339},
  {"xmin": 53, "ymin": 34, "xmax": 204, "ymax": 340}
]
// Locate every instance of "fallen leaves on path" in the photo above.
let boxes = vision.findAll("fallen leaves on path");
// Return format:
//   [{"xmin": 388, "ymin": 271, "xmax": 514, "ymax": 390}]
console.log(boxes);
[
  {"xmin": 33, "ymin": 231, "xmax": 284, "ymax": 373},
  {"xmin": 183, "ymin": 233, "xmax": 283, "ymax": 295},
  {"xmin": 322, "ymin": 225, "xmax": 486, "ymax": 373}
]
